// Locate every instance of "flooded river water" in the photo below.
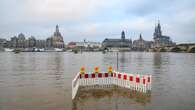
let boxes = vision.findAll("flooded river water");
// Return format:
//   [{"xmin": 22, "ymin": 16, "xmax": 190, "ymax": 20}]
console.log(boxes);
[{"xmin": 0, "ymin": 52, "xmax": 195, "ymax": 110}]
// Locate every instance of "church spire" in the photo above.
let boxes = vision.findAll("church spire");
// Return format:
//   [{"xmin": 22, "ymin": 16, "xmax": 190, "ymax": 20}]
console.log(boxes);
[
  {"xmin": 56, "ymin": 25, "xmax": 59, "ymax": 33},
  {"xmin": 121, "ymin": 30, "xmax": 125, "ymax": 40},
  {"xmin": 153, "ymin": 20, "xmax": 162, "ymax": 38},
  {"xmin": 139, "ymin": 33, "xmax": 143, "ymax": 40},
  {"xmin": 157, "ymin": 20, "xmax": 161, "ymax": 30},
  {"xmin": 53, "ymin": 24, "xmax": 62, "ymax": 37}
]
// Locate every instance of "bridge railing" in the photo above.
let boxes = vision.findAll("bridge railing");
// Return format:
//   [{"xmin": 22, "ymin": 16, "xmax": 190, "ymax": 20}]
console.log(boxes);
[{"xmin": 72, "ymin": 71, "xmax": 152, "ymax": 99}]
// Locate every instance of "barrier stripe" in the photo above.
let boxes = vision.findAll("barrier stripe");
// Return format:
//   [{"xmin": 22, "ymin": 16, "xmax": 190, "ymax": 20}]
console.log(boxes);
[
  {"xmin": 148, "ymin": 76, "xmax": 150, "ymax": 83},
  {"xmin": 105, "ymin": 73, "xmax": 108, "ymax": 77},
  {"xmin": 98, "ymin": 73, "xmax": 102, "ymax": 78},
  {"xmin": 85, "ymin": 74, "xmax": 89, "ymax": 78},
  {"xmin": 124, "ymin": 75, "xmax": 127, "ymax": 80},
  {"xmin": 118, "ymin": 74, "xmax": 121, "ymax": 79},
  {"xmin": 143, "ymin": 77, "xmax": 146, "ymax": 84},
  {"xmin": 91, "ymin": 74, "xmax": 95, "ymax": 78},
  {"xmin": 72, "ymin": 72, "xmax": 152, "ymax": 99},
  {"xmin": 136, "ymin": 76, "xmax": 140, "ymax": 83},
  {"xmin": 130, "ymin": 75, "xmax": 133, "ymax": 81}
]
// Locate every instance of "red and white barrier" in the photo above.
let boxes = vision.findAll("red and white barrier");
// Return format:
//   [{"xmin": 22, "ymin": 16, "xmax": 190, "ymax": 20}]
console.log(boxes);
[{"xmin": 72, "ymin": 71, "xmax": 152, "ymax": 99}]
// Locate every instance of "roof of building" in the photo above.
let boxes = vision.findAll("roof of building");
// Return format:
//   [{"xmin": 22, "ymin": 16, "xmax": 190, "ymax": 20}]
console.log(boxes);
[
  {"xmin": 103, "ymin": 38, "xmax": 131, "ymax": 43},
  {"xmin": 154, "ymin": 35, "xmax": 170, "ymax": 39},
  {"xmin": 68, "ymin": 42, "xmax": 76, "ymax": 45}
]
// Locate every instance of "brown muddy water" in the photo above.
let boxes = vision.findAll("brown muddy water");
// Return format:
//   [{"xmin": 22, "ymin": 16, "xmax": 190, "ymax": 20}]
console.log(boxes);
[
  {"xmin": 73, "ymin": 86, "xmax": 151, "ymax": 110},
  {"xmin": 0, "ymin": 52, "xmax": 195, "ymax": 110}
]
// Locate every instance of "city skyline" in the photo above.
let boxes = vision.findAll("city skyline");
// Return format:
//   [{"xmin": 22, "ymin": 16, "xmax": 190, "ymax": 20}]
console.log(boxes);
[{"xmin": 0, "ymin": 0, "xmax": 195, "ymax": 43}]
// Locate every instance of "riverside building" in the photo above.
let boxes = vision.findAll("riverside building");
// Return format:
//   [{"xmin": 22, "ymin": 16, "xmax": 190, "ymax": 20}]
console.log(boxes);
[{"xmin": 102, "ymin": 31, "xmax": 132, "ymax": 51}]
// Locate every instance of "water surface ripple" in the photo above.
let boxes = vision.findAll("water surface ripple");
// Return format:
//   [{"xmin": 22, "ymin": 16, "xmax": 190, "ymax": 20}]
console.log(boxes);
[{"xmin": 0, "ymin": 52, "xmax": 195, "ymax": 110}]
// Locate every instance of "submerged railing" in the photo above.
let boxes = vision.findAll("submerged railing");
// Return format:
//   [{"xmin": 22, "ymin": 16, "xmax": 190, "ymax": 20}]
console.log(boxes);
[{"xmin": 72, "ymin": 67, "xmax": 152, "ymax": 100}]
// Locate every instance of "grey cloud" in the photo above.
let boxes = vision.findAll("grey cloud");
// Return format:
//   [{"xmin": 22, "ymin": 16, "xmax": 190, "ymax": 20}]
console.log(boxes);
[{"xmin": 0, "ymin": 0, "xmax": 195, "ymax": 43}]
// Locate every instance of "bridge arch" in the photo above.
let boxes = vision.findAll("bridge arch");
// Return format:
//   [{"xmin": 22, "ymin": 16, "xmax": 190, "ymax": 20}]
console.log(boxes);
[
  {"xmin": 170, "ymin": 47, "xmax": 183, "ymax": 52},
  {"xmin": 188, "ymin": 46, "xmax": 195, "ymax": 53}
]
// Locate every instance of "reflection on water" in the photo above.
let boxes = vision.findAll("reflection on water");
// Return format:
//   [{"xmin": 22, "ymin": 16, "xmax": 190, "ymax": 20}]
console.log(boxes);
[
  {"xmin": 72, "ymin": 86, "xmax": 151, "ymax": 110},
  {"xmin": 153, "ymin": 53, "xmax": 162, "ymax": 67},
  {"xmin": 119, "ymin": 52, "xmax": 127, "ymax": 72},
  {"xmin": 0, "ymin": 52, "xmax": 195, "ymax": 110}
]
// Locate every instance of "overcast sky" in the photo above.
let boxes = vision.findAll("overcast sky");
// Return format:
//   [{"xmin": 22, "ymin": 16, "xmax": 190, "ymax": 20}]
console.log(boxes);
[{"xmin": 0, "ymin": 0, "xmax": 195, "ymax": 43}]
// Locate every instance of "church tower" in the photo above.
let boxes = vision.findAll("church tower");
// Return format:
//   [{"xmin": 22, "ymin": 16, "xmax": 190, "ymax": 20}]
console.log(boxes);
[
  {"xmin": 121, "ymin": 30, "xmax": 125, "ymax": 40},
  {"xmin": 153, "ymin": 20, "xmax": 162, "ymax": 38},
  {"xmin": 54, "ymin": 25, "xmax": 61, "ymax": 37},
  {"xmin": 139, "ymin": 33, "xmax": 143, "ymax": 40},
  {"xmin": 52, "ymin": 25, "xmax": 64, "ymax": 48},
  {"xmin": 56, "ymin": 25, "xmax": 59, "ymax": 33}
]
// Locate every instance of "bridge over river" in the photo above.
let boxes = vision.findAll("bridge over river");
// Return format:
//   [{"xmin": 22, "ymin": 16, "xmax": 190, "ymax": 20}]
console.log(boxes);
[{"xmin": 150, "ymin": 43, "xmax": 195, "ymax": 53}]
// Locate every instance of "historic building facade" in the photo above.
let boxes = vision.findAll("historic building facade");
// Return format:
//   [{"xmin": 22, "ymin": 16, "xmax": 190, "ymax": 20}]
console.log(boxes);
[
  {"xmin": 35, "ymin": 40, "xmax": 46, "ymax": 48},
  {"xmin": 9, "ymin": 34, "xmax": 46, "ymax": 49},
  {"xmin": 47, "ymin": 25, "xmax": 64, "ymax": 48},
  {"xmin": 28, "ymin": 36, "xmax": 36, "ymax": 48},
  {"xmin": 133, "ymin": 34, "xmax": 152, "ymax": 51},
  {"xmin": 67, "ymin": 40, "xmax": 101, "ymax": 51},
  {"xmin": 133, "ymin": 34, "xmax": 145, "ymax": 50},
  {"xmin": 7, "ymin": 25, "xmax": 64, "ymax": 49},
  {"xmin": 152, "ymin": 21, "xmax": 175, "ymax": 48},
  {"xmin": 10, "ymin": 36, "xmax": 18, "ymax": 48},
  {"xmin": 102, "ymin": 31, "xmax": 132, "ymax": 49},
  {"xmin": 17, "ymin": 33, "xmax": 26, "ymax": 48},
  {"xmin": 10, "ymin": 33, "xmax": 26, "ymax": 48}
]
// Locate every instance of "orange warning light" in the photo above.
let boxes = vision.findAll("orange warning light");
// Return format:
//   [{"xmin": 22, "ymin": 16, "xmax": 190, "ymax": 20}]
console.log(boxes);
[
  {"xmin": 80, "ymin": 66, "xmax": 85, "ymax": 74},
  {"xmin": 108, "ymin": 66, "xmax": 113, "ymax": 73},
  {"xmin": 94, "ymin": 67, "xmax": 99, "ymax": 73}
]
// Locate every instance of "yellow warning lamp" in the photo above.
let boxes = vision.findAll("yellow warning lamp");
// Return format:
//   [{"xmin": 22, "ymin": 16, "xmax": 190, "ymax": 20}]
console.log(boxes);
[
  {"xmin": 80, "ymin": 66, "xmax": 85, "ymax": 74},
  {"xmin": 108, "ymin": 66, "xmax": 113, "ymax": 73},
  {"xmin": 94, "ymin": 67, "xmax": 100, "ymax": 73}
]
